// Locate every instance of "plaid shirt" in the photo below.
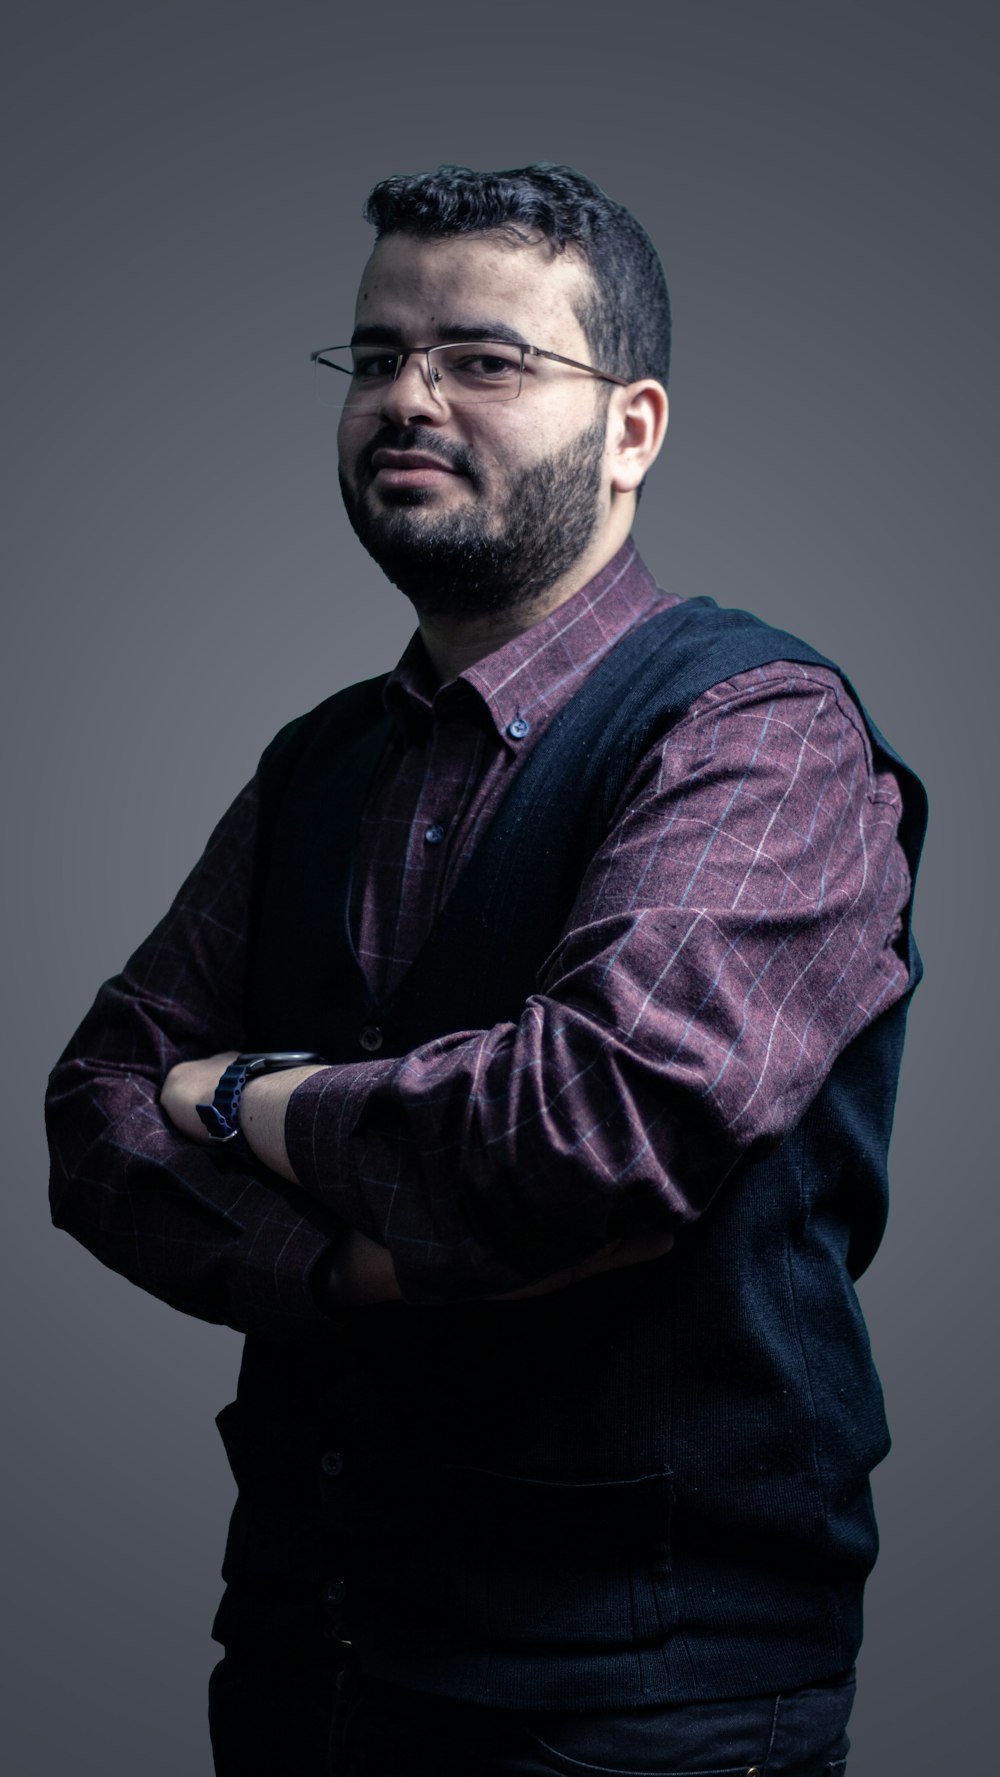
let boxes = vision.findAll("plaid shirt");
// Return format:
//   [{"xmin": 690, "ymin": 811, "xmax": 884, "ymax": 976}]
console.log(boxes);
[{"xmin": 47, "ymin": 542, "xmax": 912, "ymax": 1329}]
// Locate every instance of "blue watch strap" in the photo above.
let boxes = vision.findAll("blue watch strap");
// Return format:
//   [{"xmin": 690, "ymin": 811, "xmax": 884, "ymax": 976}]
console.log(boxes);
[{"xmin": 196, "ymin": 1059, "xmax": 255, "ymax": 1145}]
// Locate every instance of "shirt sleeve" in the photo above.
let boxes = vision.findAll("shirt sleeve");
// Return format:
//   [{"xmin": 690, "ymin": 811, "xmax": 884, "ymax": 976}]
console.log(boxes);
[
  {"xmin": 46, "ymin": 781, "xmax": 340, "ymax": 1343},
  {"xmin": 285, "ymin": 662, "xmax": 913, "ymax": 1304}
]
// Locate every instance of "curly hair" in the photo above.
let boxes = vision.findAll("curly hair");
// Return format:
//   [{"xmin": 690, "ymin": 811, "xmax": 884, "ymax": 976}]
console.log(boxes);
[{"xmin": 363, "ymin": 163, "xmax": 671, "ymax": 389}]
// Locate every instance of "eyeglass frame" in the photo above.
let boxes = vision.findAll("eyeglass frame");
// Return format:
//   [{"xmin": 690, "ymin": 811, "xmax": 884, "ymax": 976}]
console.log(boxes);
[{"xmin": 309, "ymin": 338, "xmax": 633, "ymax": 407}]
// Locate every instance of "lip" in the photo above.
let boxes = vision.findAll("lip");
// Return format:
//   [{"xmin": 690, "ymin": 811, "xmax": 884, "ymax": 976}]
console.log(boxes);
[{"xmin": 370, "ymin": 448, "xmax": 460, "ymax": 478}]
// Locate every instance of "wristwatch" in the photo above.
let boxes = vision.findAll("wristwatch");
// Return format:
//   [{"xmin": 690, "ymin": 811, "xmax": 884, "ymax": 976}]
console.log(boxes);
[{"xmin": 196, "ymin": 1051, "xmax": 326, "ymax": 1147}]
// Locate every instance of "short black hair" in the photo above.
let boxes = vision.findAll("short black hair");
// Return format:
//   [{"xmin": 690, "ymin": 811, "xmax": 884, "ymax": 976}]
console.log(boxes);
[{"xmin": 363, "ymin": 163, "xmax": 671, "ymax": 389}]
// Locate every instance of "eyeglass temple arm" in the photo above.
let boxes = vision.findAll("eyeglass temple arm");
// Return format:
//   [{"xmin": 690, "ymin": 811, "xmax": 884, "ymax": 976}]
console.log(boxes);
[
  {"xmin": 525, "ymin": 346, "xmax": 631, "ymax": 388},
  {"xmin": 310, "ymin": 350, "xmax": 351, "ymax": 373}
]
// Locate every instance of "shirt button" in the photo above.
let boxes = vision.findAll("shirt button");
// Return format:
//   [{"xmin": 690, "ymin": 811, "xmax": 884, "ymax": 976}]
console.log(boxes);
[
  {"xmin": 323, "ymin": 1578, "xmax": 347, "ymax": 1607},
  {"xmin": 320, "ymin": 1449, "xmax": 343, "ymax": 1477},
  {"xmin": 424, "ymin": 823, "xmax": 445, "ymax": 846},
  {"xmin": 359, "ymin": 1025, "xmax": 383, "ymax": 1053},
  {"xmin": 507, "ymin": 715, "xmax": 530, "ymax": 740}
]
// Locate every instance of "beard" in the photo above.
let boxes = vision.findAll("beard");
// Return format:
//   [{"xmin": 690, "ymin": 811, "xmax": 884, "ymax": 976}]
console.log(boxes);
[{"xmin": 338, "ymin": 410, "xmax": 608, "ymax": 619}]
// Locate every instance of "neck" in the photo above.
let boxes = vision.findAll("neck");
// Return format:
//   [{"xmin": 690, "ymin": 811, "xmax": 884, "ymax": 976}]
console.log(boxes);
[{"xmin": 416, "ymin": 513, "xmax": 634, "ymax": 683}]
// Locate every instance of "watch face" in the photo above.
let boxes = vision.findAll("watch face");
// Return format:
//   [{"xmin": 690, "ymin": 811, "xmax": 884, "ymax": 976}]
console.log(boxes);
[{"xmin": 241, "ymin": 1051, "xmax": 326, "ymax": 1073}]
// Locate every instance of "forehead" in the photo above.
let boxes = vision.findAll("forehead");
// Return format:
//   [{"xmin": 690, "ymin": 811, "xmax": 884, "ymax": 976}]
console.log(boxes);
[{"xmin": 352, "ymin": 231, "xmax": 592, "ymax": 350}]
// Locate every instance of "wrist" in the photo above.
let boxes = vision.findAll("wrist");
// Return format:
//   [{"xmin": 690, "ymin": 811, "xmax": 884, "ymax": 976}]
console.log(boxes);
[
  {"xmin": 237, "ymin": 1063, "xmax": 327, "ymax": 1178},
  {"xmin": 195, "ymin": 1052, "xmax": 327, "ymax": 1162}
]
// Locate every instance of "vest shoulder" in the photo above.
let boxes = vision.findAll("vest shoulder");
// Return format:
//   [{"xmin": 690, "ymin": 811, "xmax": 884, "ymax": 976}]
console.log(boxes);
[
  {"xmin": 589, "ymin": 599, "xmax": 841, "ymax": 738},
  {"xmin": 646, "ymin": 596, "xmax": 837, "ymax": 665},
  {"xmin": 257, "ymin": 674, "xmax": 389, "ymax": 784}
]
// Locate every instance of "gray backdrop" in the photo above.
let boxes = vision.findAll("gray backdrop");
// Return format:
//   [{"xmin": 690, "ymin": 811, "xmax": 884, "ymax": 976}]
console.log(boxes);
[{"xmin": 4, "ymin": 1, "xmax": 996, "ymax": 1770}]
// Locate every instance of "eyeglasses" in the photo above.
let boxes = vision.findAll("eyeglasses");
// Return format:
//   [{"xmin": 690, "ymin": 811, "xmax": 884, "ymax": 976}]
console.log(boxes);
[{"xmin": 310, "ymin": 339, "xmax": 631, "ymax": 411}]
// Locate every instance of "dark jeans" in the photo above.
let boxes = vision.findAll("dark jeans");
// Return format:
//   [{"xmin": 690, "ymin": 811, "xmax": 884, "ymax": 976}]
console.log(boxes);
[{"xmin": 209, "ymin": 1651, "xmax": 855, "ymax": 1776}]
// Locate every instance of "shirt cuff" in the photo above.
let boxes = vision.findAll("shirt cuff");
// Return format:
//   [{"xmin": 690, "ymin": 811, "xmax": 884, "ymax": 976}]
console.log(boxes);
[{"xmin": 285, "ymin": 1059, "xmax": 399, "ymax": 1235}]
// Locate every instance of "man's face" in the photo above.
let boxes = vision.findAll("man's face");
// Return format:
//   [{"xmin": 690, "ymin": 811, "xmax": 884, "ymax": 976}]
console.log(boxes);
[{"xmin": 336, "ymin": 231, "xmax": 614, "ymax": 618}]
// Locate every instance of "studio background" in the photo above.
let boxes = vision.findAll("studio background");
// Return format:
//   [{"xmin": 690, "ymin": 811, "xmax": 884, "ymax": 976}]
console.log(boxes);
[{"xmin": 4, "ymin": 2, "xmax": 995, "ymax": 1771}]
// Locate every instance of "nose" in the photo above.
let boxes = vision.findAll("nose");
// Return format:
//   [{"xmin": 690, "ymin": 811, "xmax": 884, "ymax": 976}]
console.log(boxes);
[{"xmin": 378, "ymin": 350, "xmax": 447, "ymax": 425}]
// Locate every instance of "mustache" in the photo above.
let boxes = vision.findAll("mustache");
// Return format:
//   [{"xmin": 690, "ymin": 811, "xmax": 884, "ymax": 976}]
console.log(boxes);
[{"xmin": 356, "ymin": 424, "xmax": 479, "ymax": 487}]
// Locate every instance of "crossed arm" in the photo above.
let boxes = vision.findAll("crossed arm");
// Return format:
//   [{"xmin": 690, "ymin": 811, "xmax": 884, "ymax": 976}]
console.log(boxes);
[
  {"xmin": 47, "ymin": 663, "xmax": 909, "ymax": 1337},
  {"xmin": 159, "ymin": 1050, "xmax": 673, "ymax": 1304},
  {"xmin": 47, "ymin": 775, "xmax": 682, "ymax": 1335}
]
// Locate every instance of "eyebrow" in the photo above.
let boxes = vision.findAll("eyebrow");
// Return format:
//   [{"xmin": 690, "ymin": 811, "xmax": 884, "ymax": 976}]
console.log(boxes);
[{"xmin": 350, "ymin": 321, "xmax": 531, "ymax": 348}]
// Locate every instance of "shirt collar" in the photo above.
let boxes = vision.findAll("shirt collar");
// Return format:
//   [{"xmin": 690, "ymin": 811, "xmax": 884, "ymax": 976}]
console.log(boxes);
[{"xmin": 383, "ymin": 541, "xmax": 678, "ymax": 750}]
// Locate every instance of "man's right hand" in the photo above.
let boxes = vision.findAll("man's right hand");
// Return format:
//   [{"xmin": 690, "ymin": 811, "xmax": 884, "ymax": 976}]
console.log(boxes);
[{"xmin": 328, "ymin": 1226, "xmax": 674, "ymax": 1308}]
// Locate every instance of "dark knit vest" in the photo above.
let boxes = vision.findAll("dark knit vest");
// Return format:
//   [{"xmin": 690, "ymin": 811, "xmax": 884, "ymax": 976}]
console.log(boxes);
[{"xmin": 212, "ymin": 598, "xmax": 927, "ymax": 1708}]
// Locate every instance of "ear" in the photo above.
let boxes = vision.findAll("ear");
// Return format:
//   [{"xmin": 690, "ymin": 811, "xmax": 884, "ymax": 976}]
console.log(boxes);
[{"xmin": 608, "ymin": 381, "xmax": 669, "ymax": 494}]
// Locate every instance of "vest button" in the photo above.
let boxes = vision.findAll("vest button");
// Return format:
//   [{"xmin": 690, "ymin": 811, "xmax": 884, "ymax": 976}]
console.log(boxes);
[
  {"xmin": 320, "ymin": 1449, "xmax": 343, "ymax": 1477},
  {"xmin": 359, "ymin": 1024, "xmax": 383, "ymax": 1052}
]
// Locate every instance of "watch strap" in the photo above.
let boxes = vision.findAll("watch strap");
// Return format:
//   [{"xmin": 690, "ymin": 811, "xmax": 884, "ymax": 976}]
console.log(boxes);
[{"xmin": 196, "ymin": 1058, "xmax": 256, "ymax": 1147}]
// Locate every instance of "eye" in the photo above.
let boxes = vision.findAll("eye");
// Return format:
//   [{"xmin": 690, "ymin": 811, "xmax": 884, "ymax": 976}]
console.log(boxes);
[
  {"xmin": 444, "ymin": 345, "xmax": 522, "ymax": 384},
  {"xmin": 351, "ymin": 351, "xmax": 398, "ymax": 381},
  {"xmin": 467, "ymin": 354, "xmax": 517, "ymax": 376}
]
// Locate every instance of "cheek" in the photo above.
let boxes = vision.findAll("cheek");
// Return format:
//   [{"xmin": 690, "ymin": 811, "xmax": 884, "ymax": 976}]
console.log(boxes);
[
  {"xmin": 473, "ymin": 410, "xmax": 562, "ymax": 476},
  {"xmin": 336, "ymin": 414, "xmax": 373, "ymax": 478},
  {"xmin": 493, "ymin": 390, "xmax": 602, "ymax": 458}
]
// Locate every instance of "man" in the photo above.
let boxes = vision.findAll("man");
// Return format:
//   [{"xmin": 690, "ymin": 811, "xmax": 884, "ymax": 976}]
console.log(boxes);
[{"xmin": 46, "ymin": 165, "xmax": 925, "ymax": 1775}]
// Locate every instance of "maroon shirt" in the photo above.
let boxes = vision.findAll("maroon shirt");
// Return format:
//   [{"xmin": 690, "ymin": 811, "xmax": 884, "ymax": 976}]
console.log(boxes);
[{"xmin": 47, "ymin": 542, "xmax": 912, "ymax": 1329}]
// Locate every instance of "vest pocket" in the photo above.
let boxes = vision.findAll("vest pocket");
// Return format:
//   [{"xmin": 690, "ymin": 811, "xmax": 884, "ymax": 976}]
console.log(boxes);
[{"xmin": 440, "ymin": 1464, "xmax": 677, "ymax": 1648}]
